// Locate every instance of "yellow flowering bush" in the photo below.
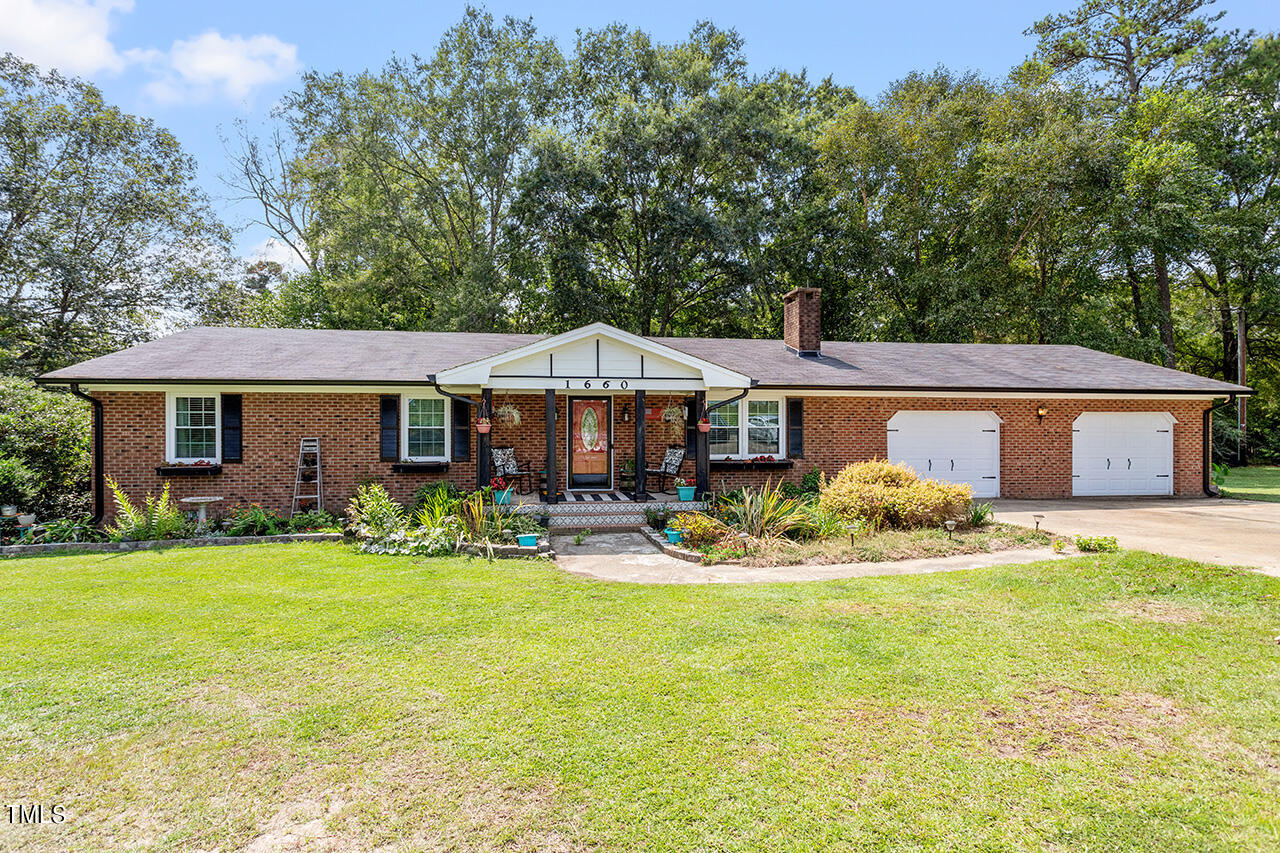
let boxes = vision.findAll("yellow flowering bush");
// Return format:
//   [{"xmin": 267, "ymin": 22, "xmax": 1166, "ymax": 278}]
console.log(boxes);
[{"xmin": 818, "ymin": 461, "xmax": 971, "ymax": 530}]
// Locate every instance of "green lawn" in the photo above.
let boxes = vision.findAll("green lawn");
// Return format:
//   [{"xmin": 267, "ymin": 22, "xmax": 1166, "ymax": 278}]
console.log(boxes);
[
  {"xmin": 1, "ymin": 545, "xmax": 1278, "ymax": 851},
  {"xmin": 1222, "ymin": 465, "xmax": 1280, "ymax": 502}
]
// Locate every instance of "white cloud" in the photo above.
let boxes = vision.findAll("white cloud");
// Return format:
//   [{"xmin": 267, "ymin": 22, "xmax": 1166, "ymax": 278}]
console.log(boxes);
[
  {"xmin": 0, "ymin": 0, "xmax": 132, "ymax": 75},
  {"xmin": 0, "ymin": 1, "xmax": 300, "ymax": 104},
  {"xmin": 143, "ymin": 31, "xmax": 300, "ymax": 104},
  {"xmin": 248, "ymin": 237, "xmax": 307, "ymax": 272}
]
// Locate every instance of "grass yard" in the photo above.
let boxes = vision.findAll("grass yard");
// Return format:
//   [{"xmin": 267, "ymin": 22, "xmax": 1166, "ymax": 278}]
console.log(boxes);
[
  {"xmin": 1222, "ymin": 465, "xmax": 1280, "ymax": 502},
  {"xmin": 738, "ymin": 522, "xmax": 1049, "ymax": 566},
  {"xmin": 1, "ymin": 545, "xmax": 1278, "ymax": 851}
]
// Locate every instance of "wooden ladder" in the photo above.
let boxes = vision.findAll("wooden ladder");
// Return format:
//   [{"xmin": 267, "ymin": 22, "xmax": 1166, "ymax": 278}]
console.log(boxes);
[{"xmin": 291, "ymin": 438, "xmax": 323, "ymax": 517}]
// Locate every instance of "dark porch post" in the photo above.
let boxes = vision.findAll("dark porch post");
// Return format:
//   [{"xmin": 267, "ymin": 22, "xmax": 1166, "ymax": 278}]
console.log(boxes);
[
  {"xmin": 478, "ymin": 388, "xmax": 492, "ymax": 490},
  {"xmin": 544, "ymin": 389, "xmax": 557, "ymax": 503},
  {"xmin": 694, "ymin": 389, "xmax": 709, "ymax": 499},
  {"xmin": 633, "ymin": 389, "xmax": 647, "ymax": 500}
]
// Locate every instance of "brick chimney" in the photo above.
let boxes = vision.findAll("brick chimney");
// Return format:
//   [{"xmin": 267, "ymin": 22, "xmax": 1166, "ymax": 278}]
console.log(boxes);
[{"xmin": 783, "ymin": 287, "xmax": 821, "ymax": 356}]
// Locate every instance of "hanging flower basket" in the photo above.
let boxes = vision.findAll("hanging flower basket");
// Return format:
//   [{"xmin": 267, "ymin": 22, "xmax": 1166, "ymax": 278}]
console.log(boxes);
[
  {"xmin": 476, "ymin": 417, "xmax": 491, "ymax": 434},
  {"xmin": 492, "ymin": 404, "xmax": 522, "ymax": 426},
  {"xmin": 697, "ymin": 418, "xmax": 711, "ymax": 433}
]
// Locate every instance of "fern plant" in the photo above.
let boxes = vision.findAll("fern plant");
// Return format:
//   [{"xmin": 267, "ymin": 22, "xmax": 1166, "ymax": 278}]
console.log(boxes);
[{"xmin": 105, "ymin": 478, "xmax": 188, "ymax": 541}]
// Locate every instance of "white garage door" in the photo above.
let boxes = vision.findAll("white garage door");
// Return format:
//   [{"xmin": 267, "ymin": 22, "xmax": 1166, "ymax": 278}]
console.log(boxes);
[
  {"xmin": 1072, "ymin": 412, "xmax": 1174, "ymax": 496},
  {"xmin": 886, "ymin": 411, "xmax": 1001, "ymax": 497}
]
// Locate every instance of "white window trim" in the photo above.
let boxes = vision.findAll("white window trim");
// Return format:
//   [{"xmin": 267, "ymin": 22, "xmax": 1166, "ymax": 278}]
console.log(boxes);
[
  {"xmin": 400, "ymin": 394, "xmax": 451, "ymax": 462},
  {"xmin": 165, "ymin": 391, "xmax": 221, "ymax": 464},
  {"xmin": 707, "ymin": 396, "xmax": 786, "ymax": 460}
]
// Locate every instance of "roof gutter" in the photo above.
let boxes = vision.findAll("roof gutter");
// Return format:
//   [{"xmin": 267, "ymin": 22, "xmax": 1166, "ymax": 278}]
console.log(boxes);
[
  {"xmin": 68, "ymin": 384, "xmax": 105, "ymax": 524},
  {"xmin": 426, "ymin": 376, "xmax": 484, "ymax": 416}
]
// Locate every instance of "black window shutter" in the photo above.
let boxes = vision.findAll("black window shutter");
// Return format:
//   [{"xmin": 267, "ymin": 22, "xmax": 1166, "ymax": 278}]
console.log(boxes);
[
  {"xmin": 684, "ymin": 396, "xmax": 697, "ymax": 459},
  {"xmin": 221, "ymin": 394, "xmax": 243, "ymax": 462},
  {"xmin": 379, "ymin": 395, "xmax": 399, "ymax": 462},
  {"xmin": 451, "ymin": 399, "xmax": 471, "ymax": 461},
  {"xmin": 786, "ymin": 397, "xmax": 804, "ymax": 458}
]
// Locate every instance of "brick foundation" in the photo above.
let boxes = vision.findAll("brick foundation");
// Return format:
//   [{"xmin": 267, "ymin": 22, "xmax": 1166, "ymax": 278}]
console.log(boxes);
[{"xmin": 92, "ymin": 391, "xmax": 1209, "ymax": 521}]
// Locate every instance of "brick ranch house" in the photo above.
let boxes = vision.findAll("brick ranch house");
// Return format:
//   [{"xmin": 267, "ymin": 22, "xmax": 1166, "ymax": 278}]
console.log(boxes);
[{"xmin": 38, "ymin": 289, "xmax": 1250, "ymax": 524}]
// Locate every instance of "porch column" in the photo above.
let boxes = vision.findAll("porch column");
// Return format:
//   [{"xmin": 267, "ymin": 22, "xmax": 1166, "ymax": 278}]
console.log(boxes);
[
  {"xmin": 544, "ymin": 389, "xmax": 557, "ymax": 503},
  {"xmin": 478, "ymin": 388, "xmax": 492, "ymax": 490},
  {"xmin": 694, "ymin": 389, "xmax": 709, "ymax": 499},
  {"xmin": 633, "ymin": 389, "xmax": 647, "ymax": 500}
]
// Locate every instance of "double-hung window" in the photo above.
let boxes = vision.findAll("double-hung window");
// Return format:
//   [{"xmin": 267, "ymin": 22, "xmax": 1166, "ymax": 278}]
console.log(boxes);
[
  {"xmin": 405, "ymin": 397, "xmax": 447, "ymax": 460},
  {"xmin": 707, "ymin": 398, "xmax": 783, "ymax": 459},
  {"xmin": 171, "ymin": 395, "xmax": 219, "ymax": 462}
]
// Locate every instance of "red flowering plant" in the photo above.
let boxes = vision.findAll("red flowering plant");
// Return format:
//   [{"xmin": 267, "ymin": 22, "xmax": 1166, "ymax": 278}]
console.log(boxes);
[{"xmin": 490, "ymin": 476, "xmax": 509, "ymax": 491}]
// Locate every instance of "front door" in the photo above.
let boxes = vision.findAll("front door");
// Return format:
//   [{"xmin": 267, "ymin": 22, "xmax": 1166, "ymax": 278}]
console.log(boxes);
[{"xmin": 568, "ymin": 397, "xmax": 611, "ymax": 489}]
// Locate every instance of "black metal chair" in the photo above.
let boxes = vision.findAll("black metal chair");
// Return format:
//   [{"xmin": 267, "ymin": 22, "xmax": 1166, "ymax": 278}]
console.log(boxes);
[
  {"xmin": 491, "ymin": 446, "xmax": 534, "ymax": 494},
  {"xmin": 645, "ymin": 445, "xmax": 687, "ymax": 494}
]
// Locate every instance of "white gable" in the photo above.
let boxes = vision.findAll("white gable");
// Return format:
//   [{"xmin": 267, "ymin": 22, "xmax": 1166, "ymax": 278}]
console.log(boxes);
[{"xmin": 432, "ymin": 323, "xmax": 751, "ymax": 391}]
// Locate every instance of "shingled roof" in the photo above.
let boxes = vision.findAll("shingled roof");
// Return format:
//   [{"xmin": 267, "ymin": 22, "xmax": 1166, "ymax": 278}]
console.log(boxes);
[{"xmin": 37, "ymin": 326, "xmax": 1249, "ymax": 395}]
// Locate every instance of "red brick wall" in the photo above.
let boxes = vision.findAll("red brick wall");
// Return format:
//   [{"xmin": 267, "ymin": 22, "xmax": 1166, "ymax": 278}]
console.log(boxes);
[
  {"xmin": 92, "ymin": 390, "xmax": 1209, "ymax": 520},
  {"xmin": 713, "ymin": 396, "xmax": 1209, "ymax": 498}
]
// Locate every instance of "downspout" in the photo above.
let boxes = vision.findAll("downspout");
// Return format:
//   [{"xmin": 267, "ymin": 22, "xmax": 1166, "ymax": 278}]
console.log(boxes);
[
  {"xmin": 426, "ymin": 376, "xmax": 484, "ymax": 417},
  {"xmin": 427, "ymin": 376, "xmax": 491, "ymax": 490},
  {"xmin": 696, "ymin": 386, "xmax": 753, "ymax": 500},
  {"xmin": 1204, "ymin": 395, "xmax": 1235, "ymax": 497},
  {"xmin": 68, "ymin": 383, "xmax": 105, "ymax": 524}
]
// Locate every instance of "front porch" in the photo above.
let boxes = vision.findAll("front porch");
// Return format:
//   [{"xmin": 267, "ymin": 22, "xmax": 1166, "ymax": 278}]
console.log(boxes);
[{"xmin": 429, "ymin": 323, "xmax": 760, "ymax": 505}]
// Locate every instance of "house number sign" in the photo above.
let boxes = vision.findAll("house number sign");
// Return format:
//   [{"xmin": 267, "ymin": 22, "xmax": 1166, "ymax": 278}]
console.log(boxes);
[{"xmin": 563, "ymin": 379, "xmax": 629, "ymax": 389}]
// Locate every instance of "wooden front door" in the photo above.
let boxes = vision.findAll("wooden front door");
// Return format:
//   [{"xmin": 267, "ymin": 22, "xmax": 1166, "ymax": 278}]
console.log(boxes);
[{"xmin": 568, "ymin": 397, "xmax": 611, "ymax": 489}]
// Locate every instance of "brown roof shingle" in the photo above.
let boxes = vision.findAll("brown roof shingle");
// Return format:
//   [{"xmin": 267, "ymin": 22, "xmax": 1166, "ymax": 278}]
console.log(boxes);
[{"xmin": 37, "ymin": 326, "xmax": 1248, "ymax": 395}]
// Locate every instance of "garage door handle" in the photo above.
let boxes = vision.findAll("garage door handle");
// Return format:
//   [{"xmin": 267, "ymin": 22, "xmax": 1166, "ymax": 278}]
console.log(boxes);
[
  {"xmin": 1127, "ymin": 458, "xmax": 1132, "ymax": 469},
  {"xmin": 950, "ymin": 459, "xmax": 955, "ymax": 471},
  {"xmin": 1106, "ymin": 458, "xmax": 1110, "ymax": 470},
  {"xmin": 927, "ymin": 460, "xmax": 931, "ymax": 471}
]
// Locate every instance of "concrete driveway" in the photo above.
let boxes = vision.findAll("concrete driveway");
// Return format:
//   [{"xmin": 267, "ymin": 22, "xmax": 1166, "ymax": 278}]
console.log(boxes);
[{"xmin": 993, "ymin": 497, "xmax": 1280, "ymax": 575}]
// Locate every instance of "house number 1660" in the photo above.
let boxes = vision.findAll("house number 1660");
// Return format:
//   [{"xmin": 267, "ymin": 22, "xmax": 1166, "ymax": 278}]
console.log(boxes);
[{"xmin": 564, "ymin": 379, "xmax": 628, "ymax": 389}]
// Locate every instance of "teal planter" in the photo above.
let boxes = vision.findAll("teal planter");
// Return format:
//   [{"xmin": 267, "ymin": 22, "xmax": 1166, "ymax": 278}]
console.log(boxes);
[
  {"xmin": 676, "ymin": 485, "xmax": 696, "ymax": 501},
  {"xmin": 493, "ymin": 488, "xmax": 512, "ymax": 506},
  {"xmin": 516, "ymin": 533, "xmax": 538, "ymax": 547},
  {"xmin": 664, "ymin": 528, "xmax": 683, "ymax": 544}
]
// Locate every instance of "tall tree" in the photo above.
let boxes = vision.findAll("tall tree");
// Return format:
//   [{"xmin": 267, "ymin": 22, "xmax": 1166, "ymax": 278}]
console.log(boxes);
[{"xmin": 0, "ymin": 55, "xmax": 229, "ymax": 374}]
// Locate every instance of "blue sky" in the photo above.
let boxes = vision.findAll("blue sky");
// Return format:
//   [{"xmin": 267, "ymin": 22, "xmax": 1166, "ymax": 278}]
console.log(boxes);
[{"xmin": 4, "ymin": 0, "xmax": 1278, "ymax": 263}]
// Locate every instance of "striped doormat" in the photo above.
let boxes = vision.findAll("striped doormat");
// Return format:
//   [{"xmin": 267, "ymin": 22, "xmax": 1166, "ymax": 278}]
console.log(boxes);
[{"xmin": 564, "ymin": 491, "xmax": 631, "ymax": 502}]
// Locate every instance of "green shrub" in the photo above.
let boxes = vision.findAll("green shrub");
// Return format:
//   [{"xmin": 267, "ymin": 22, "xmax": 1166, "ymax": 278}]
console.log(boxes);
[
  {"xmin": 819, "ymin": 461, "xmax": 971, "ymax": 530},
  {"xmin": 670, "ymin": 511, "xmax": 730, "ymax": 550},
  {"xmin": 105, "ymin": 478, "xmax": 189, "ymax": 541},
  {"xmin": 412, "ymin": 481, "xmax": 463, "ymax": 514},
  {"xmin": 714, "ymin": 480, "xmax": 817, "ymax": 540},
  {"xmin": 288, "ymin": 509, "xmax": 339, "ymax": 532},
  {"xmin": 0, "ymin": 378, "xmax": 91, "ymax": 517},
  {"xmin": 32, "ymin": 515, "xmax": 105, "ymax": 543},
  {"xmin": 226, "ymin": 504, "xmax": 287, "ymax": 536},
  {"xmin": 346, "ymin": 483, "xmax": 406, "ymax": 540},
  {"xmin": 0, "ymin": 456, "xmax": 38, "ymax": 508},
  {"xmin": 1075, "ymin": 535, "xmax": 1119, "ymax": 553},
  {"xmin": 966, "ymin": 501, "xmax": 994, "ymax": 528},
  {"xmin": 800, "ymin": 466, "xmax": 825, "ymax": 494}
]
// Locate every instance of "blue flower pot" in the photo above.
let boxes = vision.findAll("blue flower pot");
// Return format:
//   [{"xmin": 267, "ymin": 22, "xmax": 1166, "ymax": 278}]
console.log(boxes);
[
  {"xmin": 676, "ymin": 486, "xmax": 695, "ymax": 501},
  {"xmin": 664, "ymin": 528, "xmax": 683, "ymax": 544},
  {"xmin": 516, "ymin": 533, "xmax": 538, "ymax": 547},
  {"xmin": 493, "ymin": 488, "xmax": 512, "ymax": 506}
]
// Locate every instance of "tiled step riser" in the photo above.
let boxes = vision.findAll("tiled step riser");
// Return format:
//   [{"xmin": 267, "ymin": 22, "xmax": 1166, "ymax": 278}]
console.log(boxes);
[{"xmin": 514, "ymin": 500, "xmax": 706, "ymax": 530}]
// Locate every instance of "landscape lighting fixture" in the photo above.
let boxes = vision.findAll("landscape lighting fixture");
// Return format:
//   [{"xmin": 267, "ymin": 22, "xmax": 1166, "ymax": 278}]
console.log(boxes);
[{"xmin": 944, "ymin": 520, "xmax": 957, "ymax": 539}]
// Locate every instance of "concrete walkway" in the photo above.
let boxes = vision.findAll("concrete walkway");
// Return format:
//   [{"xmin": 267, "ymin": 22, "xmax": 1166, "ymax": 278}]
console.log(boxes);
[
  {"xmin": 552, "ymin": 532, "xmax": 1064, "ymax": 584},
  {"xmin": 993, "ymin": 497, "xmax": 1280, "ymax": 576}
]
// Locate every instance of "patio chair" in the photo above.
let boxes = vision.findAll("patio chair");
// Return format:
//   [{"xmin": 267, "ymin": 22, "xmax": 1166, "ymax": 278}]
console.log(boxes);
[
  {"xmin": 645, "ymin": 445, "xmax": 687, "ymax": 494},
  {"xmin": 491, "ymin": 446, "xmax": 534, "ymax": 494}
]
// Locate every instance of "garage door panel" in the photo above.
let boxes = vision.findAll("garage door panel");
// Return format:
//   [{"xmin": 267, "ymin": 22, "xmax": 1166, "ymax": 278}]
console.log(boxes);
[
  {"xmin": 887, "ymin": 411, "xmax": 1000, "ymax": 498},
  {"xmin": 1072, "ymin": 412, "xmax": 1174, "ymax": 496}
]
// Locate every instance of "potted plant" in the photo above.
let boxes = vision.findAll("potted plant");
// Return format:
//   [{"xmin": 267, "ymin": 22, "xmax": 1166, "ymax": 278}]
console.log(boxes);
[
  {"xmin": 697, "ymin": 417, "xmax": 711, "ymax": 433},
  {"xmin": 476, "ymin": 416, "xmax": 491, "ymax": 434},
  {"xmin": 491, "ymin": 476, "xmax": 512, "ymax": 505},
  {"xmin": 0, "ymin": 505, "xmax": 16, "ymax": 517},
  {"xmin": 493, "ymin": 404, "xmax": 522, "ymax": 426},
  {"xmin": 516, "ymin": 532, "xmax": 539, "ymax": 547},
  {"xmin": 664, "ymin": 526, "xmax": 683, "ymax": 544},
  {"xmin": 16, "ymin": 513, "xmax": 35, "ymax": 526},
  {"xmin": 674, "ymin": 477, "xmax": 695, "ymax": 501},
  {"xmin": 660, "ymin": 405, "xmax": 685, "ymax": 439}
]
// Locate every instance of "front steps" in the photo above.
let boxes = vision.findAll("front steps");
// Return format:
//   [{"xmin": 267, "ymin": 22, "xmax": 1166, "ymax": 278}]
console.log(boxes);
[{"xmin": 513, "ymin": 495, "xmax": 706, "ymax": 531}]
